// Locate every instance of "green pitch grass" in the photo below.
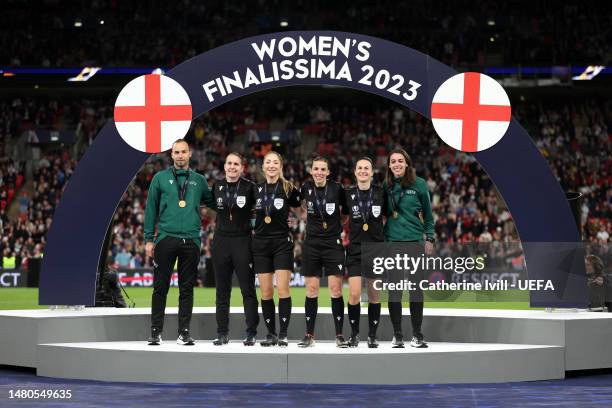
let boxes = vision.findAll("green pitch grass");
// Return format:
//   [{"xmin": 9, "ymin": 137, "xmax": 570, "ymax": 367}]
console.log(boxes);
[{"xmin": 0, "ymin": 287, "xmax": 537, "ymax": 310}]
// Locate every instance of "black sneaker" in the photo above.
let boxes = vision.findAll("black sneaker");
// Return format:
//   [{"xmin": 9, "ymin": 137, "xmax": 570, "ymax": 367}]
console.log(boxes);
[
  {"xmin": 213, "ymin": 334, "xmax": 229, "ymax": 346},
  {"xmin": 336, "ymin": 334, "xmax": 349, "ymax": 348},
  {"xmin": 348, "ymin": 334, "xmax": 360, "ymax": 348},
  {"xmin": 260, "ymin": 333, "xmax": 278, "ymax": 347},
  {"xmin": 147, "ymin": 328, "xmax": 162, "ymax": 345},
  {"xmin": 177, "ymin": 329, "xmax": 195, "ymax": 345},
  {"xmin": 409, "ymin": 333, "xmax": 428, "ymax": 348},
  {"xmin": 367, "ymin": 335, "xmax": 379, "ymax": 348},
  {"xmin": 391, "ymin": 333, "xmax": 404, "ymax": 348},
  {"xmin": 277, "ymin": 333, "xmax": 289, "ymax": 347},
  {"xmin": 243, "ymin": 334, "xmax": 256, "ymax": 346},
  {"xmin": 297, "ymin": 334, "xmax": 315, "ymax": 348}
]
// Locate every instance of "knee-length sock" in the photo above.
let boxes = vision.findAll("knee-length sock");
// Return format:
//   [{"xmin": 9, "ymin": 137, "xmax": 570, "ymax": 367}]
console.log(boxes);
[
  {"xmin": 305, "ymin": 296, "xmax": 317, "ymax": 335},
  {"xmin": 348, "ymin": 302, "xmax": 360, "ymax": 336},
  {"xmin": 368, "ymin": 302, "xmax": 381, "ymax": 337},
  {"xmin": 261, "ymin": 299, "xmax": 276, "ymax": 335},
  {"xmin": 388, "ymin": 301, "xmax": 403, "ymax": 334},
  {"xmin": 409, "ymin": 301, "xmax": 424, "ymax": 335},
  {"xmin": 331, "ymin": 296, "xmax": 345, "ymax": 335},
  {"xmin": 278, "ymin": 297, "xmax": 292, "ymax": 336}
]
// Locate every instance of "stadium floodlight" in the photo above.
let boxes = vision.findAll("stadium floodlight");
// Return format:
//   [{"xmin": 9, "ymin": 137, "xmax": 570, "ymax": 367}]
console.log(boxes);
[
  {"xmin": 99, "ymin": 20, "xmax": 104, "ymax": 25},
  {"xmin": 74, "ymin": 19, "xmax": 82, "ymax": 27},
  {"xmin": 67, "ymin": 67, "xmax": 101, "ymax": 82},
  {"xmin": 280, "ymin": 19, "xmax": 288, "ymax": 27},
  {"xmin": 487, "ymin": 19, "xmax": 496, "ymax": 26},
  {"xmin": 490, "ymin": 37, "xmax": 495, "ymax": 42},
  {"xmin": 572, "ymin": 66, "xmax": 605, "ymax": 81}
]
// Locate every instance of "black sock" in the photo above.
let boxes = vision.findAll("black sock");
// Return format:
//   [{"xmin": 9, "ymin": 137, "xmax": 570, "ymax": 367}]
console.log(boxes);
[
  {"xmin": 388, "ymin": 301, "xmax": 403, "ymax": 334},
  {"xmin": 305, "ymin": 296, "xmax": 318, "ymax": 335},
  {"xmin": 409, "ymin": 301, "xmax": 423, "ymax": 335},
  {"xmin": 278, "ymin": 297, "xmax": 291, "ymax": 336},
  {"xmin": 331, "ymin": 296, "xmax": 344, "ymax": 335},
  {"xmin": 261, "ymin": 299, "xmax": 276, "ymax": 335},
  {"xmin": 368, "ymin": 302, "xmax": 381, "ymax": 337},
  {"xmin": 348, "ymin": 303, "xmax": 360, "ymax": 336}
]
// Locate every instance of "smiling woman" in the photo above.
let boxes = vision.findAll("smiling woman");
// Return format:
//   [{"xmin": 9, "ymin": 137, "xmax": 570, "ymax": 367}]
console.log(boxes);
[
  {"xmin": 252, "ymin": 151, "xmax": 301, "ymax": 347},
  {"xmin": 209, "ymin": 152, "xmax": 259, "ymax": 346},
  {"xmin": 384, "ymin": 148, "xmax": 435, "ymax": 349}
]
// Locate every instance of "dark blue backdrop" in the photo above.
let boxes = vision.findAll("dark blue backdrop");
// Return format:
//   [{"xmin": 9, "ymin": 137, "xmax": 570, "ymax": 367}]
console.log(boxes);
[{"xmin": 39, "ymin": 31, "xmax": 586, "ymax": 307}]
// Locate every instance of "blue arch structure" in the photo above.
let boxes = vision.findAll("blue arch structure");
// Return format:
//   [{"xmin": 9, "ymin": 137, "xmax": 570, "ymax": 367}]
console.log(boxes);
[{"xmin": 40, "ymin": 31, "xmax": 586, "ymax": 307}]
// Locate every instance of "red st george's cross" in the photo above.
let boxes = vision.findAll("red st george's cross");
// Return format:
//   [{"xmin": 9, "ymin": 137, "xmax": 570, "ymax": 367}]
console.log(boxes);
[
  {"xmin": 431, "ymin": 72, "xmax": 511, "ymax": 152},
  {"xmin": 114, "ymin": 74, "xmax": 192, "ymax": 153}
]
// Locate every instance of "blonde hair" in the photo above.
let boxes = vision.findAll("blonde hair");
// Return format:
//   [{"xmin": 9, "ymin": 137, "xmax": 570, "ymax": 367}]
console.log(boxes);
[{"xmin": 263, "ymin": 151, "xmax": 293, "ymax": 196}]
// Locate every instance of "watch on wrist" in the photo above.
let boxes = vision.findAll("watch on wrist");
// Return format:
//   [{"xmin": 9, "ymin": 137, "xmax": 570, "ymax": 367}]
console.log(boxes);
[{"xmin": 426, "ymin": 237, "xmax": 435, "ymax": 243}]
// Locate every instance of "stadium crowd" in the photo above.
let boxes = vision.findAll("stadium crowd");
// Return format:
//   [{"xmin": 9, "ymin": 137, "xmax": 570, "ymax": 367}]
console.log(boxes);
[
  {"xmin": 1, "ymin": 0, "xmax": 610, "ymax": 68},
  {"xmin": 0, "ymin": 92, "xmax": 609, "ymax": 272}
]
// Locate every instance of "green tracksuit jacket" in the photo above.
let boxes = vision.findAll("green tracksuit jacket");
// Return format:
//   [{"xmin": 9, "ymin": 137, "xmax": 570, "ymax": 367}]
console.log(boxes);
[
  {"xmin": 384, "ymin": 176, "xmax": 435, "ymax": 242},
  {"xmin": 144, "ymin": 168, "xmax": 215, "ymax": 245}
]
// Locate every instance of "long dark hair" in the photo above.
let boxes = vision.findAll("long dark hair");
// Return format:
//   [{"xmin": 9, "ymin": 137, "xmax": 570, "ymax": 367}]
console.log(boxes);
[{"xmin": 385, "ymin": 148, "xmax": 416, "ymax": 188}]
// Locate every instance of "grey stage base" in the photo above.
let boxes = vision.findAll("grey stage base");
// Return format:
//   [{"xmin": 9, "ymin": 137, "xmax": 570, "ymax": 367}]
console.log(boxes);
[
  {"xmin": 2, "ymin": 308, "xmax": 612, "ymax": 383},
  {"xmin": 37, "ymin": 341, "xmax": 564, "ymax": 384}
]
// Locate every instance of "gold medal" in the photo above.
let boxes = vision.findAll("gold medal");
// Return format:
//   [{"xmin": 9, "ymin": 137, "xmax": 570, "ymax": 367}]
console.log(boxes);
[
  {"xmin": 322, "ymin": 221, "xmax": 328, "ymax": 230},
  {"xmin": 362, "ymin": 223, "xmax": 369, "ymax": 231},
  {"xmin": 178, "ymin": 200, "xmax": 186, "ymax": 208},
  {"xmin": 392, "ymin": 211, "xmax": 398, "ymax": 219},
  {"xmin": 264, "ymin": 216, "xmax": 272, "ymax": 224}
]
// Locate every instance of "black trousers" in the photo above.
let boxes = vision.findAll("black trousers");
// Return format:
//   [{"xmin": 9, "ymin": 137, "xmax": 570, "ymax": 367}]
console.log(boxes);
[
  {"xmin": 212, "ymin": 235, "xmax": 260, "ymax": 336},
  {"xmin": 151, "ymin": 236, "xmax": 199, "ymax": 332}
]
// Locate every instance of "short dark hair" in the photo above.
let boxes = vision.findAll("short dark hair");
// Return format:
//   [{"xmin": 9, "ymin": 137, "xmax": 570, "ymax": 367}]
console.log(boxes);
[
  {"xmin": 172, "ymin": 139, "xmax": 190, "ymax": 150},
  {"xmin": 354, "ymin": 157, "xmax": 374, "ymax": 170},
  {"xmin": 312, "ymin": 156, "xmax": 329, "ymax": 165},
  {"xmin": 226, "ymin": 151, "xmax": 244, "ymax": 163}
]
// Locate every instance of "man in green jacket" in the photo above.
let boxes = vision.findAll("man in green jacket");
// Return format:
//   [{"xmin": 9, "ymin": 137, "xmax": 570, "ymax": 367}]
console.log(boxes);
[{"xmin": 144, "ymin": 139, "xmax": 215, "ymax": 345}]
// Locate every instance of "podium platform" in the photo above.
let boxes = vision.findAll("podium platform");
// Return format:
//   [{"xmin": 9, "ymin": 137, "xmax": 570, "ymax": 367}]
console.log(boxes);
[{"xmin": 1, "ymin": 308, "xmax": 611, "ymax": 384}]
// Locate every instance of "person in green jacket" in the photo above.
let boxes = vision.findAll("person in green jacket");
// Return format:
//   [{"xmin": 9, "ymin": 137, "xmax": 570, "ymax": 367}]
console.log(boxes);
[
  {"xmin": 384, "ymin": 148, "xmax": 434, "ymax": 349},
  {"xmin": 144, "ymin": 139, "xmax": 215, "ymax": 346}
]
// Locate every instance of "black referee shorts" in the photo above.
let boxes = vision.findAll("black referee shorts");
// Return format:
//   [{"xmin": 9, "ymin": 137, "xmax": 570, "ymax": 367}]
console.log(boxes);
[
  {"xmin": 346, "ymin": 243, "xmax": 379, "ymax": 279},
  {"xmin": 302, "ymin": 237, "xmax": 345, "ymax": 277},
  {"xmin": 252, "ymin": 235, "xmax": 294, "ymax": 273}
]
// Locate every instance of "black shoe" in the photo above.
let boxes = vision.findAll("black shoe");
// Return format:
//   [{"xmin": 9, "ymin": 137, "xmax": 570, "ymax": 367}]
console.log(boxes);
[
  {"xmin": 260, "ymin": 333, "xmax": 278, "ymax": 347},
  {"xmin": 409, "ymin": 333, "xmax": 428, "ymax": 348},
  {"xmin": 177, "ymin": 329, "xmax": 195, "ymax": 345},
  {"xmin": 297, "ymin": 334, "xmax": 315, "ymax": 348},
  {"xmin": 348, "ymin": 334, "xmax": 360, "ymax": 348},
  {"xmin": 391, "ymin": 332, "xmax": 404, "ymax": 348},
  {"xmin": 367, "ymin": 335, "xmax": 379, "ymax": 348},
  {"xmin": 213, "ymin": 334, "xmax": 229, "ymax": 346},
  {"xmin": 147, "ymin": 328, "xmax": 162, "ymax": 345},
  {"xmin": 277, "ymin": 334, "xmax": 289, "ymax": 347},
  {"xmin": 243, "ymin": 334, "xmax": 256, "ymax": 346},
  {"xmin": 336, "ymin": 334, "xmax": 349, "ymax": 348}
]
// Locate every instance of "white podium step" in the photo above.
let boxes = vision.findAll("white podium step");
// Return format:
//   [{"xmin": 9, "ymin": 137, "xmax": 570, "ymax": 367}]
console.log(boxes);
[{"xmin": 37, "ymin": 341, "xmax": 564, "ymax": 384}]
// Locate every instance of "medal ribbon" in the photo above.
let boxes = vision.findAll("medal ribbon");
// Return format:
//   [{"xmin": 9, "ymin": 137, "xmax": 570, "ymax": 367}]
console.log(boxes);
[
  {"xmin": 226, "ymin": 179, "xmax": 241, "ymax": 215},
  {"xmin": 314, "ymin": 183, "xmax": 328, "ymax": 225},
  {"xmin": 171, "ymin": 168, "xmax": 190, "ymax": 203},
  {"xmin": 263, "ymin": 182, "xmax": 279, "ymax": 218},
  {"xmin": 389, "ymin": 185, "xmax": 406, "ymax": 217},
  {"xmin": 356, "ymin": 187, "xmax": 373, "ymax": 226}
]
